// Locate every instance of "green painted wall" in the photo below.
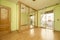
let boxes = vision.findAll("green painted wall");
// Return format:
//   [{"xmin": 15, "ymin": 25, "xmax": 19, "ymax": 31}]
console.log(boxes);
[
  {"xmin": 0, "ymin": 0, "xmax": 18, "ymax": 31},
  {"xmin": 54, "ymin": 4, "xmax": 60, "ymax": 31},
  {"xmin": 38, "ymin": 4, "xmax": 60, "ymax": 31}
]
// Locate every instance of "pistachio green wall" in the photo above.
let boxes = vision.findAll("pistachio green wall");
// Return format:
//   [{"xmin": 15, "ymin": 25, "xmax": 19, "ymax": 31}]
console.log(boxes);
[
  {"xmin": 38, "ymin": 4, "xmax": 60, "ymax": 31},
  {"xmin": 54, "ymin": 4, "xmax": 60, "ymax": 31},
  {"xmin": 0, "ymin": 0, "xmax": 18, "ymax": 31}
]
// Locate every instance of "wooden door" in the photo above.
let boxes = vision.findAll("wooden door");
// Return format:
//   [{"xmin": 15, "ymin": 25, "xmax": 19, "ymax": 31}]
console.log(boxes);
[{"xmin": 0, "ymin": 6, "xmax": 11, "ymax": 36}]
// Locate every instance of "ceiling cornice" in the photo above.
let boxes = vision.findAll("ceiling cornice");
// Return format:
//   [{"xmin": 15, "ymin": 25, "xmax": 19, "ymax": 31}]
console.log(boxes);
[{"xmin": 38, "ymin": 3, "xmax": 60, "ymax": 11}]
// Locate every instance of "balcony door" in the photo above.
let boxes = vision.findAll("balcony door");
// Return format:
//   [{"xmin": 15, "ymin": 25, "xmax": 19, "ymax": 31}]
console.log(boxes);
[{"xmin": 41, "ymin": 11, "xmax": 54, "ymax": 29}]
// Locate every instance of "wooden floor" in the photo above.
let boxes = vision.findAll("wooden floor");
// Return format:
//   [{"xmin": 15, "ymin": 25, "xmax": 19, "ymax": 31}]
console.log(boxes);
[{"xmin": 0, "ymin": 28, "xmax": 60, "ymax": 40}]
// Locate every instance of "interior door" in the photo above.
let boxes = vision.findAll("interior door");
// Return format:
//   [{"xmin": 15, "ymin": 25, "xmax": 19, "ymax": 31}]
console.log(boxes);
[{"xmin": 0, "ymin": 6, "xmax": 11, "ymax": 36}]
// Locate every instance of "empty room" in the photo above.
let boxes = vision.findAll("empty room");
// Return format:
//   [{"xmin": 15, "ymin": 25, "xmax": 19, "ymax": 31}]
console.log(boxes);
[{"xmin": 0, "ymin": 0, "xmax": 60, "ymax": 40}]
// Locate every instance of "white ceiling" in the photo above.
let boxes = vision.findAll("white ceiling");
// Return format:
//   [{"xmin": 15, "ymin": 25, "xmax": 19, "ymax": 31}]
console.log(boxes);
[{"xmin": 7, "ymin": 0, "xmax": 60, "ymax": 10}]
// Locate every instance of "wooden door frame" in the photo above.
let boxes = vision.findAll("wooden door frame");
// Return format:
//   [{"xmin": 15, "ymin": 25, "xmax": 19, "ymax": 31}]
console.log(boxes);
[{"xmin": 0, "ymin": 5, "xmax": 11, "ymax": 32}]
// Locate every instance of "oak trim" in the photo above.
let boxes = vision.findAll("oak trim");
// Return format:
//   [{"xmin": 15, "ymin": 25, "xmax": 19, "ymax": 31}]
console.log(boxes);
[
  {"xmin": 18, "ymin": 2, "xmax": 21, "ymax": 32},
  {"xmin": 37, "ymin": 11, "xmax": 38, "ymax": 27},
  {"xmin": 0, "ymin": 8, "xmax": 1, "ymax": 24}
]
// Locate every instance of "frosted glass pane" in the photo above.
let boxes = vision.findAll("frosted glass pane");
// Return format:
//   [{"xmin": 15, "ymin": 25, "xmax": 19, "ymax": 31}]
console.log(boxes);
[{"xmin": 1, "ymin": 8, "xmax": 8, "ymax": 19}]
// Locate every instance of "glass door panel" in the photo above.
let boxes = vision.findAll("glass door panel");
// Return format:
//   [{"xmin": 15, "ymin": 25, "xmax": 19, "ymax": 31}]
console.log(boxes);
[
  {"xmin": 41, "ymin": 14, "xmax": 46, "ymax": 28},
  {"xmin": 41, "ymin": 13, "xmax": 54, "ymax": 29},
  {"xmin": 46, "ymin": 13, "xmax": 54, "ymax": 29}
]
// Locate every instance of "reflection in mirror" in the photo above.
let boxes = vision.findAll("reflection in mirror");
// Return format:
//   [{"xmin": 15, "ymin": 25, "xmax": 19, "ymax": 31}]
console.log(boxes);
[
  {"xmin": 29, "ymin": 8, "xmax": 35, "ymax": 28},
  {"xmin": 20, "ymin": 4, "xmax": 29, "ymax": 30},
  {"xmin": 20, "ymin": 3, "xmax": 36, "ymax": 31}
]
